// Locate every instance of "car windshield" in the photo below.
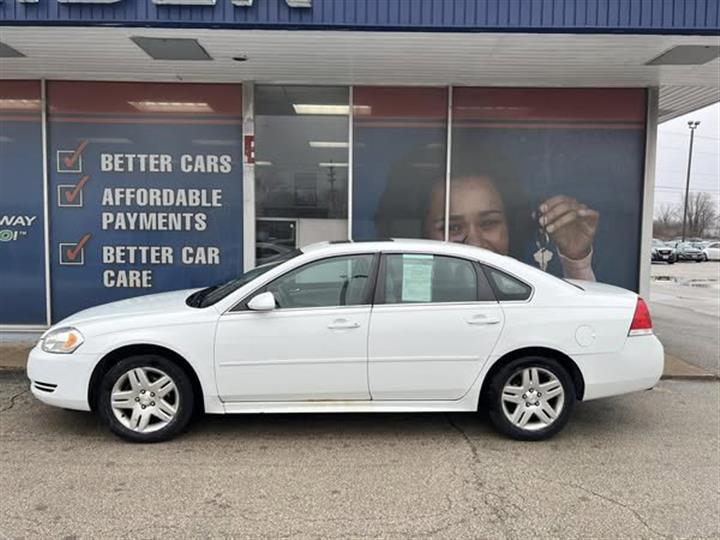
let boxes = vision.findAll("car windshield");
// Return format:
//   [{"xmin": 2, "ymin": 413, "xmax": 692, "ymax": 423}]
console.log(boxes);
[{"xmin": 186, "ymin": 249, "xmax": 302, "ymax": 308}]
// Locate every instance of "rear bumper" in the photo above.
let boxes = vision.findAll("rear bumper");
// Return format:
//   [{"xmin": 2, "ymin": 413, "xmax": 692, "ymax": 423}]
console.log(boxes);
[
  {"xmin": 26, "ymin": 345, "xmax": 96, "ymax": 411},
  {"xmin": 577, "ymin": 335, "xmax": 664, "ymax": 401}
]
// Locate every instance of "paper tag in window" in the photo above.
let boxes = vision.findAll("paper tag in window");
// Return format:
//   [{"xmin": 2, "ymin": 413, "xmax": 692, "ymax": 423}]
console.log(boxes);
[{"xmin": 401, "ymin": 254, "xmax": 433, "ymax": 302}]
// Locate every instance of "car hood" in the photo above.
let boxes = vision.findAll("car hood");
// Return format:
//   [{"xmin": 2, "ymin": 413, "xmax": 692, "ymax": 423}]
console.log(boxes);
[{"xmin": 56, "ymin": 288, "xmax": 201, "ymax": 328}]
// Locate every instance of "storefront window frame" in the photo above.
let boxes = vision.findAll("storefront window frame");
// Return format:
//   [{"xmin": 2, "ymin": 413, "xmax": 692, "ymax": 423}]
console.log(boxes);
[{"xmin": 0, "ymin": 82, "xmax": 656, "ymax": 329}]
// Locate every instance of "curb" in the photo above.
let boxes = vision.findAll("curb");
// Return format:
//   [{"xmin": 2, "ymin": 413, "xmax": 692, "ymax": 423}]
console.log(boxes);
[{"xmin": 661, "ymin": 374, "xmax": 720, "ymax": 381}]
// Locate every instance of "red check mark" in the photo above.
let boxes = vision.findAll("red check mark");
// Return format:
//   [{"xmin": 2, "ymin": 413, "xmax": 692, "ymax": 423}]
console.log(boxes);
[
  {"xmin": 64, "ymin": 175, "xmax": 90, "ymax": 203},
  {"xmin": 63, "ymin": 140, "xmax": 89, "ymax": 169},
  {"xmin": 65, "ymin": 233, "xmax": 92, "ymax": 261}
]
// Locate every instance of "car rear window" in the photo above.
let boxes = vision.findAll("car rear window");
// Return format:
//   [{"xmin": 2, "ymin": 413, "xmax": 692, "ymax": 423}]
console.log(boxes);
[{"xmin": 482, "ymin": 266, "xmax": 532, "ymax": 301}]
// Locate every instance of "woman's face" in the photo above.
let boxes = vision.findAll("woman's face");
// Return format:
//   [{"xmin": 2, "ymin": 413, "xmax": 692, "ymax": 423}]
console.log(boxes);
[{"xmin": 425, "ymin": 176, "xmax": 510, "ymax": 255}]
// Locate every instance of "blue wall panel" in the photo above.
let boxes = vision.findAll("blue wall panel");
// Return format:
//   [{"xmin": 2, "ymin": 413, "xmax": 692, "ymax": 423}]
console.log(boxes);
[{"xmin": 1, "ymin": 0, "xmax": 718, "ymax": 34}]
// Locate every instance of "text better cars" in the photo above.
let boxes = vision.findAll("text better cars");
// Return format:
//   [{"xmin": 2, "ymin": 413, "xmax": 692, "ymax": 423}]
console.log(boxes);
[{"xmin": 28, "ymin": 240, "xmax": 663, "ymax": 442}]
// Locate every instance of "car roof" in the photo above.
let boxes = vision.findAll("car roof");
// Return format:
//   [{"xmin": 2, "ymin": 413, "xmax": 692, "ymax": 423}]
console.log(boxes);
[{"xmin": 300, "ymin": 238, "xmax": 521, "ymax": 269}]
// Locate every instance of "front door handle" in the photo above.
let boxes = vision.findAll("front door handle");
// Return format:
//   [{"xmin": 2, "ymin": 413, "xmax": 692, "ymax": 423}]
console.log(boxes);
[
  {"xmin": 466, "ymin": 315, "xmax": 501, "ymax": 326},
  {"xmin": 328, "ymin": 319, "xmax": 361, "ymax": 330}
]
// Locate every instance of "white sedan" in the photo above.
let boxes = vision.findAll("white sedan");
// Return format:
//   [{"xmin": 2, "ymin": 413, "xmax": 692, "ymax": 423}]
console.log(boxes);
[
  {"xmin": 703, "ymin": 241, "xmax": 720, "ymax": 261},
  {"xmin": 28, "ymin": 239, "xmax": 663, "ymax": 442}
]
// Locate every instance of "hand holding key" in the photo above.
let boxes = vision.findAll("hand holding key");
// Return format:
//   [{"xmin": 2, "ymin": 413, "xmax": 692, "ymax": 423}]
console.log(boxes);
[{"xmin": 537, "ymin": 195, "xmax": 599, "ymax": 261}]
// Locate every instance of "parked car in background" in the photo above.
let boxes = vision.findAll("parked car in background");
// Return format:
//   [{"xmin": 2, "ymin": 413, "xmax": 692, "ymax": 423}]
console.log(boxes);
[
  {"xmin": 28, "ymin": 239, "xmax": 663, "ymax": 443},
  {"xmin": 673, "ymin": 242, "xmax": 705, "ymax": 262},
  {"xmin": 651, "ymin": 239, "xmax": 676, "ymax": 264},
  {"xmin": 703, "ymin": 241, "xmax": 720, "ymax": 261}
]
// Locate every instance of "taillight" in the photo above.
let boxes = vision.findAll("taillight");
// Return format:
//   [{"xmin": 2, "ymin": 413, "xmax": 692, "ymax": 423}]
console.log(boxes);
[{"xmin": 628, "ymin": 297, "xmax": 653, "ymax": 336}]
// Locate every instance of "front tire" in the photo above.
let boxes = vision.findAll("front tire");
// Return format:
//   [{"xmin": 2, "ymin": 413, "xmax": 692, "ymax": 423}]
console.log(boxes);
[
  {"xmin": 486, "ymin": 357, "xmax": 575, "ymax": 441},
  {"xmin": 98, "ymin": 355, "xmax": 194, "ymax": 443}
]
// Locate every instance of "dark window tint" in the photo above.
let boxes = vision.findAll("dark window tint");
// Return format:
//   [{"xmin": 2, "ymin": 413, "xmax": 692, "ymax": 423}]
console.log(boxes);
[
  {"xmin": 383, "ymin": 254, "xmax": 486, "ymax": 304},
  {"xmin": 483, "ymin": 266, "xmax": 532, "ymax": 301},
  {"xmin": 265, "ymin": 254, "xmax": 374, "ymax": 309}
]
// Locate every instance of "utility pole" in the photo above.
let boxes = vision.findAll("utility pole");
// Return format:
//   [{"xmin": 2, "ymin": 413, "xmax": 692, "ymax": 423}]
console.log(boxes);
[{"xmin": 681, "ymin": 121, "xmax": 701, "ymax": 242}]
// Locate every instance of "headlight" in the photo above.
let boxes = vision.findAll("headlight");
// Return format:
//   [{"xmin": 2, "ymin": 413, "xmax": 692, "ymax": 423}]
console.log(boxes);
[{"xmin": 41, "ymin": 327, "xmax": 84, "ymax": 354}]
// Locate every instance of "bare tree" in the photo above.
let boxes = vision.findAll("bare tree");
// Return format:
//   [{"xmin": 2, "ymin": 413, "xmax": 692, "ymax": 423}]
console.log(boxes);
[
  {"xmin": 681, "ymin": 192, "xmax": 718, "ymax": 238},
  {"xmin": 656, "ymin": 204, "xmax": 678, "ymax": 228}
]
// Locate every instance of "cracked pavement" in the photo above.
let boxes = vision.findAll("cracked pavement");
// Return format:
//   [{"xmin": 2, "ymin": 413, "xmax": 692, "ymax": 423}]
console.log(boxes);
[{"xmin": 1, "ymin": 372, "xmax": 718, "ymax": 538}]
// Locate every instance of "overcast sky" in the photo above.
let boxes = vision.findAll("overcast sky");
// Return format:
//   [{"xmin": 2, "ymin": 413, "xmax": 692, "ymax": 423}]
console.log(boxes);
[{"xmin": 655, "ymin": 102, "xmax": 720, "ymax": 215}]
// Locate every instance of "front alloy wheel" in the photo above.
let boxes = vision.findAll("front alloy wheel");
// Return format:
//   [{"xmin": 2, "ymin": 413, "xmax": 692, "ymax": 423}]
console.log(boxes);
[
  {"xmin": 110, "ymin": 367, "xmax": 179, "ymax": 434},
  {"xmin": 487, "ymin": 357, "xmax": 575, "ymax": 440},
  {"xmin": 98, "ymin": 355, "xmax": 194, "ymax": 443}
]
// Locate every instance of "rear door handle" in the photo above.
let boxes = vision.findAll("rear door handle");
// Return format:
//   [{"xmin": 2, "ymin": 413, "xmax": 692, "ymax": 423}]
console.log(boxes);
[
  {"xmin": 466, "ymin": 315, "xmax": 501, "ymax": 326},
  {"xmin": 328, "ymin": 319, "xmax": 361, "ymax": 330}
]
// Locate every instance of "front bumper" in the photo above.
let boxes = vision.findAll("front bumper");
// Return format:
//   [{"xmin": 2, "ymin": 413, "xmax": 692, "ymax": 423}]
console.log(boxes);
[
  {"xmin": 577, "ymin": 334, "xmax": 664, "ymax": 401},
  {"xmin": 651, "ymin": 251, "xmax": 675, "ymax": 261},
  {"xmin": 26, "ymin": 344, "xmax": 97, "ymax": 411}
]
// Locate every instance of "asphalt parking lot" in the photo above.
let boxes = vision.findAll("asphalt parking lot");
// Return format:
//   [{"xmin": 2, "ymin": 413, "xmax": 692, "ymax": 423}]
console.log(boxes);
[
  {"xmin": 1, "ymin": 372, "xmax": 718, "ymax": 539},
  {"xmin": 650, "ymin": 261, "xmax": 720, "ymax": 376}
]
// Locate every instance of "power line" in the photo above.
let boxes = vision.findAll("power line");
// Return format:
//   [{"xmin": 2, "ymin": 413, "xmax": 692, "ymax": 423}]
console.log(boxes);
[
  {"xmin": 659, "ymin": 131, "xmax": 720, "ymax": 141},
  {"xmin": 655, "ymin": 187, "xmax": 720, "ymax": 193}
]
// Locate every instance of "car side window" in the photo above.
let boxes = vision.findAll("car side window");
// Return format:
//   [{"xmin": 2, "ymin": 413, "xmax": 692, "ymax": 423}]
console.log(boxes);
[
  {"xmin": 382, "ymin": 254, "xmax": 492, "ymax": 304},
  {"xmin": 483, "ymin": 266, "xmax": 532, "ymax": 301},
  {"xmin": 263, "ymin": 254, "xmax": 374, "ymax": 309}
]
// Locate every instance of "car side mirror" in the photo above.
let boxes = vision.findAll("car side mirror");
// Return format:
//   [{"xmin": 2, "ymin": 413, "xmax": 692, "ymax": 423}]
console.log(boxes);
[{"xmin": 247, "ymin": 291, "xmax": 276, "ymax": 311}]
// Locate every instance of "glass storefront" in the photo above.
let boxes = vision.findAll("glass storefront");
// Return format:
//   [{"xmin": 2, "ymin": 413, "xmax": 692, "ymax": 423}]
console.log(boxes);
[
  {"xmin": 450, "ymin": 88, "xmax": 646, "ymax": 288},
  {"xmin": 0, "ymin": 81, "xmax": 648, "ymax": 326},
  {"xmin": 352, "ymin": 86, "xmax": 448, "ymax": 241},
  {"xmin": 254, "ymin": 85, "xmax": 349, "ymax": 264}
]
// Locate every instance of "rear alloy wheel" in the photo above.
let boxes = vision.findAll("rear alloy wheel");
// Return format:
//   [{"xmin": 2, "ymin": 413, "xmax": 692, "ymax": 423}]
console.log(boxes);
[
  {"xmin": 98, "ymin": 355, "xmax": 194, "ymax": 443},
  {"xmin": 487, "ymin": 357, "xmax": 575, "ymax": 441}
]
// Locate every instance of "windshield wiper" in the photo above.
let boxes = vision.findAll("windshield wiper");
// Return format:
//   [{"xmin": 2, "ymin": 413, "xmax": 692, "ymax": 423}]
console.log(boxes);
[{"xmin": 186, "ymin": 285, "xmax": 219, "ymax": 308}]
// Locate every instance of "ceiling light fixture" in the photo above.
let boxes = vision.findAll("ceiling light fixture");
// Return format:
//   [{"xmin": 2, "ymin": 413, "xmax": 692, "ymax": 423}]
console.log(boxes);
[
  {"xmin": 0, "ymin": 98, "xmax": 40, "ymax": 110},
  {"xmin": 128, "ymin": 101, "xmax": 214, "ymax": 113},
  {"xmin": 293, "ymin": 104, "xmax": 372, "ymax": 116},
  {"xmin": 293, "ymin": 104, "xmax": 349, "ymax": 115},
  {"xmin": 318, "ymin": 162, "xmax": 349, "ymax": 167},
  {"xmin": 309, "ymin": 141, "xmax": 348, "ymax": 148}
]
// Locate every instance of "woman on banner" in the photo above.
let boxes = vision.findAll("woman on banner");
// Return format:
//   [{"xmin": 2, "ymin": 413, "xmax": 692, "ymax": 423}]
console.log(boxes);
[{"xmin": 373, "ymin": 144, "xmax": 599, "ymax": 281}]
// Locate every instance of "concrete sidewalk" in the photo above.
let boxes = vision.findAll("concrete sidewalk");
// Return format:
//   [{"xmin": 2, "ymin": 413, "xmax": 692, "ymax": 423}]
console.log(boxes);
[{"xmin": 2, "ymin": 342, "xmax": 715, "ymax": 380}]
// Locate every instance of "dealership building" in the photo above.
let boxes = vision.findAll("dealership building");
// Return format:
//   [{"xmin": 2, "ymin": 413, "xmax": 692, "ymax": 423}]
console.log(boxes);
[{"xmin": 1, "ymin": 0, "xmax": 719, "ymax": 330}]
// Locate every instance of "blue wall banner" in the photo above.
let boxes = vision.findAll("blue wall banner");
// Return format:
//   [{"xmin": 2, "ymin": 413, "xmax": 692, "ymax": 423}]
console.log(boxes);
[
  {"xmin": 48, "ymin": 82, "xmax": 244, "ymax": 322},
  {"xmin": 0, "ymin": 81, "xmax": 47, "ymax": 325}
]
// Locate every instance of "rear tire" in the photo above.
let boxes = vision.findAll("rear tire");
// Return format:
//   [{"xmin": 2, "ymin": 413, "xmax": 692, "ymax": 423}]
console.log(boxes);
[
  {"xmin": 486, "ymin": 356, "xmax": 575, "ymax": 441},
  {"xmin": 98, "ymin": 354, "xmax": 194, "ymax": 443}
]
